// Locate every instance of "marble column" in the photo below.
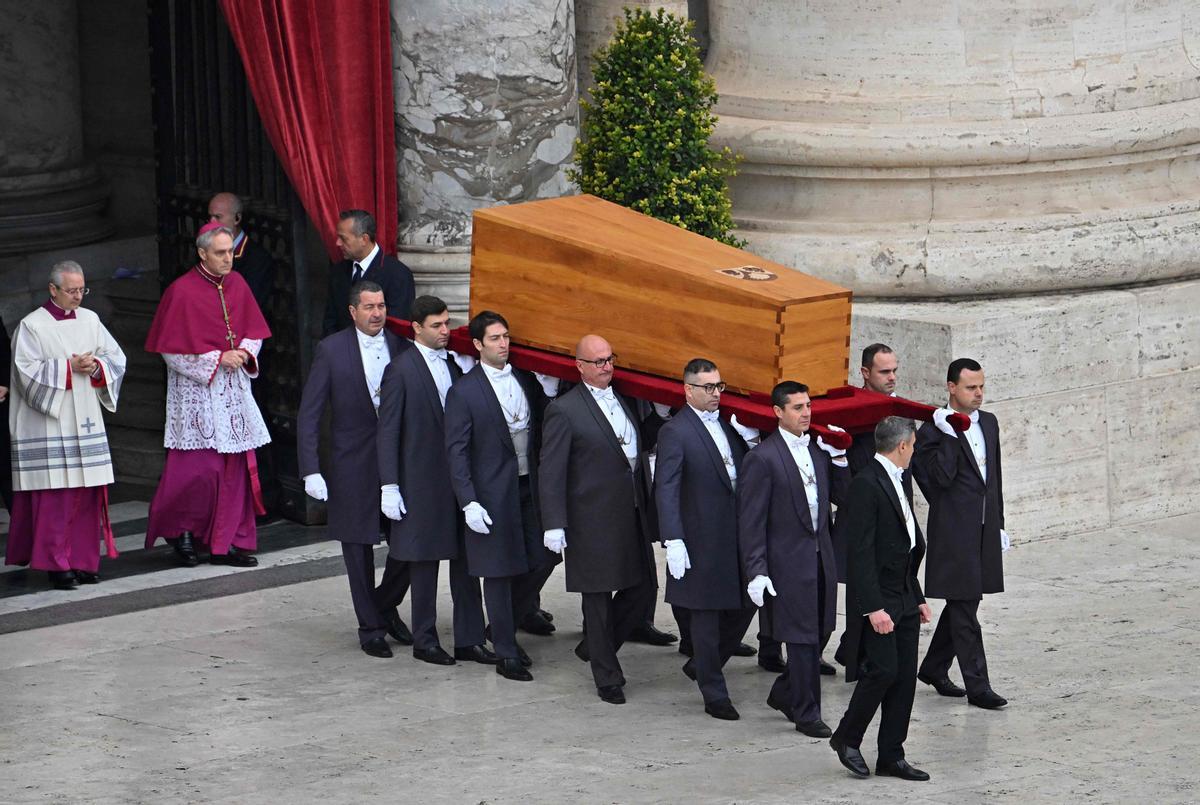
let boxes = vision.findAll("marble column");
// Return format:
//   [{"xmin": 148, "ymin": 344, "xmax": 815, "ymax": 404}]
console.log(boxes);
[
  {"xmin": 0, "ymin": 0, "xmax": 111, "ymax": 256},
  {"xmin": 705, "ymin": 1, "xmax": 1200, "ymax": 539},
  {"xmin": 390, "ymin": 0, "xmax": 578, "ymax": 321},
  {"xmin": 575, "ymin": 0, "xmax": 688, "ymax": 101}
]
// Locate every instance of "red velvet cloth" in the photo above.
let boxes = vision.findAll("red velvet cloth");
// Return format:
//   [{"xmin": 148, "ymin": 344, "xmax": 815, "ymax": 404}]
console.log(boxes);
[
  {"xmin": 145, "ymin": 266, "xmax": 271, "ymax": 354},
  {"xmin": 218, "ymin": 0, "xmax": 398, "ymax": 260}
]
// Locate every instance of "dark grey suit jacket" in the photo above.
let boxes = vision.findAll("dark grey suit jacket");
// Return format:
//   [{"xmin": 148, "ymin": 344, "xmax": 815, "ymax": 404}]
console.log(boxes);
[
  {"xmin": 322, "ymin": 251, "xmax": 415, "ymax": 337},
  {"xmin": 297, "ymin": 326, "xmax": 407, "ymax": 544},
  {"xmin": 738, "ymin": 429, "xmax": 850, "ymax": 644},
  {"xmin": 377, "ymin": 345, "xmax": 463, "ymax": 561},
  {"xmin": 654, "ymin": 405, "xmax": 748, "ymax": 611}
]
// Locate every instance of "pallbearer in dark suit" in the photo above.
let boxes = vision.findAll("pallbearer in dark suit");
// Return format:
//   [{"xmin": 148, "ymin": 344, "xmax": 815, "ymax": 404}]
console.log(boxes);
[
  {"xmin": 654, "ymin": 358, "xmax": 756, "ymax": 720},
  {"xmin": 739, "ymin": 381, "xmax": 850, "ymax": 738},
  {"xmin": 376, "ymin": 296, "xmax": 490, "ymax": 667},
  {"xmin": 444, "ymin": 311, "xmax": 560, "ymax": 682},
  {"xmin": 912, "ymin": 358, "xmax": 1009, "ymax": 710},
  {"xmin": 322, "ymin": 210, "xmax": 415, "ymax": 337},
  {"xmin": 830, "ymin": 417, "xmax": 933, "ymax": 782},
  {"xmin": 539, "ymin": 334, "xmax": 657, "ymax": 705},
  {"xmin": 297, "ymin": 281, "xmax": 410, "ymax": 658}
]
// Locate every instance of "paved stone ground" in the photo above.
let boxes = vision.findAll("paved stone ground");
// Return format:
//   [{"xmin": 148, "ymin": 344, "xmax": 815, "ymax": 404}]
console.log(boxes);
[{"xmin": 2, "ymin": 512, "xmax": 1198, "ymax": 804}]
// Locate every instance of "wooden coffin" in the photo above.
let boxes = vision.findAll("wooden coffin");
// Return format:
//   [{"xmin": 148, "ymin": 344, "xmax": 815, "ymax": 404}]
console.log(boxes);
[{"xmin": 469, "ymin": 194, "xmax": 852, "ymax": 396}]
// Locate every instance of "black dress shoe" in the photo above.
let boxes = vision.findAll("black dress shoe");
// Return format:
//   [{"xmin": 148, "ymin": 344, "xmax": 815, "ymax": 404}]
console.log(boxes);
[
  {"xmin": 171, "ymin": 532, "xmax": 199, "ymax": 567},
  {"xmin": 876, "ymin": 758, "xmax": 930, "ymax": 781},
  {"xmin": 516, "ymin": 642, "xmax": 533, "ymax": 668},
  {"xmin": 454, "ymin": 644, "xmax": 499, "ymax": 665},
  {"xmin": 627, "ymin": 624, "xmax": 678, "ymax": 646},
  {"xmin": 819, "ymin": 658, "xmax": 837, "ymax": 676},
  {"xmin": 210, "ymin": 547, "xmax": 258, "ymax": 567},
  {"xmin": 48, "ymin": 571, "xmax": 78, "ymax": 590},
  {"xmin": 519, "ymin": 610, "xmax": 556, "ymax": 636},
  {"xmin": 574, "ymin": 640, "xmax": 590, "ymax": 662},
  {"xmin": 705, "ymin": 698, "xmax": 740, "ymax": 720},
  {"xmin": 597, "ymin": 685, "xmax": 625, "ymax": 704},
  {"xmin": 361, "ymin": 637, "xmax": 393, "ymax": 658},
  {"xmin": 917, "ymin": 671, "xmax": 967, "ymax": 697},
  {"xmin": 732, "ymin": 642, "xmax": 757, "ymax": 657},
  {"xmin": 538, "ymin": 608, "xmax": 554, "ymax": 623},
  {"xmin": 681, "ymin": 659, "xmax": 697, "ymax": 681},
  {"xmin": 496, "ymin": 657, "xmax": 533, "ymax": 681},
  {"xmin": 968, "ymin": 689, "xmax": 1008, "ymax": 709},
  {"xmin": 766, "ymin": 689, "xmax": 794, "ymax": 722},
  {"xmin": 678, "ymin": 640, "xmax": 694, "ymax": 657},
  {"xmin": 413, "ymin": 646, "xmax": 456, "ymax": 665},
  {"xmin": 382, "ymin": 609, "xmax": 414, "ymax": 645},
  {"xmin": 74, "ymin": 570, "xmax": 100, "ymax": 584},
  {"xmin": 830, "ymin": 735, "xmax": 870, "ymax": 778},
  {"xmin": 795, "ymin": 719, "xmax": 833, "ymax": 738},
  {"xmin": 758, "ymin": 655, "xmax": 787, "ymax": 673}
]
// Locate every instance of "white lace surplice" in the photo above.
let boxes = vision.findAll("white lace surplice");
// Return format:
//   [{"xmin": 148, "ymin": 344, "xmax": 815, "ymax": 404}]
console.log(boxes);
[{"xmin": 161, "ymin": 338, "xmax": 270, "ymax": 453}]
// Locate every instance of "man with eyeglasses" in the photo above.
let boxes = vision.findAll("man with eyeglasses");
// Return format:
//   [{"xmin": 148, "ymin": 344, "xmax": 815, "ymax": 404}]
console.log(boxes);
[
  {"xmin": 539, "ymin": 334, "xmax": 659, "ymax": 704},
  {"xmin": 653, "ymin": 358, "xmax": 756, "ymax": 719},
  {"xmin": 5, "ymin": 261, "xmax": 127, "ymax": 590}
]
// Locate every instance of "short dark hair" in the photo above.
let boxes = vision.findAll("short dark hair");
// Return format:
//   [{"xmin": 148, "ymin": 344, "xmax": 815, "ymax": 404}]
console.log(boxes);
[
  {"xmin": 874, "ymin": 416, "xmax": 916, "ymax": 454},
  {"xmin": 410, "ymin": 295, "xmax": 448, "ymax": 325},
  {"xmin": 947, "ymin": 358, "xmax": 983, "ymax": 383},
  {"xmin": 339, "ymin": 209, "xmax": 377, "ymax": 241},
  {"xmin": 682, "ymin": 357, "xmax": 718, "ymax": 380},
  {"xmin": 469, "ymin": 310, "xmax": 509, "ymax": 341},
  {"xmin": 861, "ymin": 343, "xmax": 894, "ymax": 369},
  {"xmin": 349, "ymin": 280, "xmax": 383, "ymax": 307},
  {"xmin": 771, "ymin": 380, "xmax": 810, "ymax": 409}
]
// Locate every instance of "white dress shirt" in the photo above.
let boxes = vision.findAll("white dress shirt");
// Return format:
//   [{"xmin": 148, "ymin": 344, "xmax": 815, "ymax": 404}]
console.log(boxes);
[
  {"xmin": 414, "ymin": 340, "xmax": 453, "ymax": 408},
  {"xmin": 482, "ymin": 362, "xmax": 529, "ymax": 432},
  {"xmin": 688, "ymin": 404, "xmax": 736, "ymax": 486},
  {"xmin": 779, "ymin": 428, "xmax": 820, "ymax": 529},
  {"xmin": 585, "ymin": 383, "xmax": 638, "ymax": 467},
  {"xmin": 948, "ymin": 406, "xmax": 987, "ymax": 482},
  {"xmin": 352, "ymin": 243, "xmax": 380, "ymax": 283},
  {"xmin": 874, "ymin": 453, "xmax": 916, "ymax": 549},
  {"xmin": 356, "ymin": 328, "xmax": 388, "ymax": 411}
]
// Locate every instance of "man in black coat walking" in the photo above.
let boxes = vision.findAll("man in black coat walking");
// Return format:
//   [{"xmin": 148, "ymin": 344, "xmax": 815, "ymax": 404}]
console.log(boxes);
[
  {"xmin": 444, "ymin": 310, "xmax": 559, "ymax": 682},
  {"xmin": 297, "ymin": 281, "xmax": 410, "ymax": 658},
  {"xmin": 654, "ymin": 358, "xmax": 755, "ymax": 720},
  {"xmin": 322, "ymin": 209, "xmax": 415, "ymax": 337},
  {"xmin": 911, "ymin": 358, "xmax": 1009, "ymax": 710},
  {"xmin": 539, "ymin": 334, "xmax": 658, "ymax": 704},
  {"xmin": 830, "ymin": 416, "xmax": 932, "ymax": 781},
  {"xmin": 376, "ymin": 295, "xmax": 490, "ymax": 667}
]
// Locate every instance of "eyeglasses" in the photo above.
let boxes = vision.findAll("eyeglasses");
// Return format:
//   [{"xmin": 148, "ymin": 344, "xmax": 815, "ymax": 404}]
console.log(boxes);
[
  {"xmin": 577, "ymin": 354, "xmax": 617, "ymax": 368},
  {"xmin": 686, "ymin": 381, "xmax": 727, "ymax": 395},
  {"xmin": 53, "ymin": 285, "xmax": 89, "ymax": 297}
]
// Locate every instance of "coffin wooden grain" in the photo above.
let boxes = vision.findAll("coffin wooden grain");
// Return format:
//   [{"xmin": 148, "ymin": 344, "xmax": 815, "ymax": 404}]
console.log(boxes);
[{"xmin": 470, "ymin": 194, "xmax": 852, "ymax": 396}]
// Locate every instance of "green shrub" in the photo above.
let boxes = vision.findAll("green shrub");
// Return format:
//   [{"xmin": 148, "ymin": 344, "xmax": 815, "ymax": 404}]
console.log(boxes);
[{"xmin": 570, "ymin": 7, "xmax": 744, "ymax": 247}]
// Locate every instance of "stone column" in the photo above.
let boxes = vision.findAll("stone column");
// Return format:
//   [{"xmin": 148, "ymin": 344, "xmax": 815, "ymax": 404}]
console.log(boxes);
[
  {"xmin": 575, "ymin": 0, "xmax": 689, "ymax": 101},
  {"xmin": 0, "ymin": 0, "xmax": 111, "ymax": 256},
  {"xmin": 391, "ymin": 0, "xmax": 578, "ymax": 321},
  {"xmin": 706, "ymin": 1, "xmax": 1200, "ymax": 539}
]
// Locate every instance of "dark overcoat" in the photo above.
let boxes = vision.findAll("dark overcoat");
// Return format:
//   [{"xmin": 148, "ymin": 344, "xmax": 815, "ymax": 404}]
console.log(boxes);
[
  {"xmin": 833, "ymin": 429, "xmax": 915, "ymax": 583},
  {"xmin": 840, "ymin": 458, "xmax": 926, "ymax": 683},
  {"xmin": 738, "ymin": 429, "xmax": 849, "ymax": 644},
  {"xmin": 377, "ymin": 345, "xmax": 462, "ymax": 561},
  {"xmin": 444, "ymin": 364, "xmax": 559, "ymax": 578},
  {"xmin": 911, "ymin": 412, "xmax": 1005, "ymax": 600},
  {"xmin": 296, "ymin": 326, "xmax": 406, "ymax": 544},
  {"xmin": 654, "ymin": 405, "xmax": 748, "ymax": 611},
  {"xmin": 322, "ymin": 252, "xmax": 415, "ymax": 337}
]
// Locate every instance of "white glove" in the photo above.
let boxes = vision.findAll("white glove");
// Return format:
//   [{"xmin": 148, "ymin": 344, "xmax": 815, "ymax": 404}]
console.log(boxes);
[
  {"xmin": 1000, "ymin": 529, "xmax": 1011, "ymax": 553},
  {"xmin": 534, "ymin": 372, "xmax": 560, "ymax": 397},
  {"xmin": 543, "ymin": 528, "xmax": 566, "ymax": 554},
  {"xmin": 464, "ymin": 501, "xmax": 492, "ymax": 534},
  {"xmin": 817, "ymin": 425, "xmax": 848, "ymax": 461},
  {"xmin": 381, "ymin": 484, "xmax": 407, "ymax": 521},
  {"xmin": 747, "ymin": 574, "xmax": 777, "ymax": 608},
  {"xmin": 652, "ymin": 402, "xmax": 673, "ymax": 419},
  {"xmin": 730, "ymin": 413, "xmax": 760, "ymax": 445},
  {"xmin": 449, "ymin": 350, "xmax": 477, "ymax": 373},
  {"xmin": 303, "ymin": 473, "xmax": 328, "ymax": 501},
  {"xmin": 664, "ymin": 539, "xmax": 691, "ymax": 580},
  {"xmin": 932, "ymin": 408, "xmax": 958, "ymax": 438}
]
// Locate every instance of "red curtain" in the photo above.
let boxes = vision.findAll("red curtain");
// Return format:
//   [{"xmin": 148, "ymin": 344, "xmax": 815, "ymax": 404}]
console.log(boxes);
[{"xmin": 219, "ymin": 0, "xmax": 398, "ymax": 260}]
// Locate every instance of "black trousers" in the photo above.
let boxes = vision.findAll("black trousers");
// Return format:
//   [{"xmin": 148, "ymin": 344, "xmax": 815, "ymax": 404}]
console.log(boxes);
[
  {"xmin": 404, "ymin": 557, "xmax": 485, "ymax": 651},
  {"xmin": 768, "ymin": 568, "xmax": 829, "ymax": 723},
  {"xmin": 685, "ymin": 606, "xmax": 757, "ymax": 703},
  {"xmin": 511, "ymin": 475, "xmax": 557, "ymax": 625},
  {"xmin": 757, "ymin": 597, "xmax": 783, "ymax": 661},
  {"xmin": 919, "ymin": 598, "xmax": 991, "ymax": 696},
  {"xmin": 580, "ymin": 577, "xmax": 656, "ymax": 689},
  {"xmin": 483, "ymin": 576, "xmax": 518, "ymax": 659},
  {"xmin": 374, "ymin": 555, "xmax": 411, "ymax": 614},
  {"xmin": 341, "ymin": 543, "xmax": 386, "ymax": 645},
  {"xmin": 834, "ymin": 610, "xmax": 919, "ymax": 764}
]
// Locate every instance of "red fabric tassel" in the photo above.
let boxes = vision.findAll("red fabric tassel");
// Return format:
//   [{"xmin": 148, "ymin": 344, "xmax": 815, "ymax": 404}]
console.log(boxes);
[
  {"xmin": 246, "ymin": 449, "xmax": 267, "ymax": 517},
  {"xmin": 100, "ymin": 486, "xmax": 118, "ymax": 559}
]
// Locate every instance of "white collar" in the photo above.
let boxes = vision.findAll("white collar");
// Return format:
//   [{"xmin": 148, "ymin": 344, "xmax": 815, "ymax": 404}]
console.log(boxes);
[
  {"xmin": 687, "ymin": 403, "xmax": 720, "ymax": 423},
  {"xmin": 414, "ymin": 340, "xmax": 448, "ymax": 361},
  {"xmin": 874, "ymin": 453, "xmax": 905, "ymax": 480},
  {"xmin": 947, "ymin": 405, "xmax": 980, "ymax": 425},
  {"xmin": 585, "ymin": 382, "xmax": 614, "ymax": 399},
  {"xmin": 355, "ymin": 327, "xmax": 385, "ymax": 345},
  {"xmin": 232, "ymin": 229, "xmax": 246, "ymax": 250},
  {"xmin": 355, "ymin": 243, "xmax": 380, "ymax": 272},
  {"xmin": 481, "ymin": 361, "xmax": 512, "ymax": 380},
  {"xmin": 779, "ymin": 427, "xmax": 810, "ymax": 451}
]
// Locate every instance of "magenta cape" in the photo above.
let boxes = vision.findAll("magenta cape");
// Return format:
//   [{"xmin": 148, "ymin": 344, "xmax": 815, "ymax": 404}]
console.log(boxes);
[{"xmin": 145, "ymin": 265, "xmax": 271, "ymax": 354}]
